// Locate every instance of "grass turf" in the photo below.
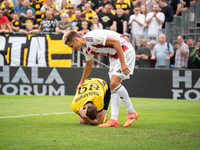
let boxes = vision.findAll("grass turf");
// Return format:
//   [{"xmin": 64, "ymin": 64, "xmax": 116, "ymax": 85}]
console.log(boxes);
[{"xmin": 0, "ymin": 95, "xmax": 199, "ymax": 150}]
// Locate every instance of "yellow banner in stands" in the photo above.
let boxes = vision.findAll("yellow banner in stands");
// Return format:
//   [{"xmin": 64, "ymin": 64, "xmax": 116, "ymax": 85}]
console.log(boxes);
[{"xmin": 0, "ymin": 34, "xmax": 72, "ymax": 67}]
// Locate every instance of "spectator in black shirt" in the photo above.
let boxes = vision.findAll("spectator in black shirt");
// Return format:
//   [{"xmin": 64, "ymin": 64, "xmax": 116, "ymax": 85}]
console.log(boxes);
[
  {"xmin": 11, "ymin": 12, "xmax": 22, "ymax": 32},
  {"xmin": 51, "ymin": 7, "xmax": 61, "ymax": 22},
  {"xmin": 170, "ymin": 0, "xmax": 181, "ymax": 16},
  {"xmin": 159, "ymin": 0, "xmax": 173, "ymax": 28},
  {"xmin": 114, "ymin": 0, "xmax": 130, "ymax": 16},
  {"xmin": 96, "ymin": 0, "xmax": 113, "ymax": 14},
  {"xmin": 77, "ymin": 0, "xmax": 87, "ymax": 12},
  {"xmin": 98, "ymin": 4, "xmax": 115, "ymax": 29},
  {"xmin": 71, "ymin": 8, "xmax": 82, "ymax": 30},
  {"xmin": 114, "ymin": 8, "xmax": 127, "ymax": 34},
  {"xmin": 180, "ymin": 0, "xmax": 190, "ymax": 11},
  {"xmin": 74, "ymin": 13, "xmax": 94, "ymax": 31},
  {"xmin": 2, "ymin": 0, "xmax": 14, "ymax": 22}
]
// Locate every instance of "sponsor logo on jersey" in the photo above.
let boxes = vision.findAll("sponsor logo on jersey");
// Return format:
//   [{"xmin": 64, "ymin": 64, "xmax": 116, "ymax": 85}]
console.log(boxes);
[{"xmin": 85, "ymin": 37, "xmax": 93, "ymax": 42}]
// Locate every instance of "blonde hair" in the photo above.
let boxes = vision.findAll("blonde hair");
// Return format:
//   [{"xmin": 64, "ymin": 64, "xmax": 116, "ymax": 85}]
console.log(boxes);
[{"xmin": 140, "ymin": 5, "xmax": 147, "ymax": 17}]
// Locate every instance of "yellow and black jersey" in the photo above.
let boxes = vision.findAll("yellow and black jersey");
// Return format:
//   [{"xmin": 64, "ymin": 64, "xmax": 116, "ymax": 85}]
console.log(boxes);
[
  {"xmin": 115, "ymin": 2, "xmax": 130, "ymax": 10},
  {"xmin": 71, "ymin": 78, "xmax": 110, "ymax": 115},
  {"xmin": 30, "ymin": 2, "xmax": 43, "ymax": 23},
  {"xmin": 41, "ymin": 4, "xmax": 56, "ymax": 19},
  {"xmin": 82, "ymin": 9, "xmax": 96, "ymax": 23},
  {"xmin": 11, "ymin": 20, "xmax": 21, "ymax": 28},
  {"xmin": 68, "ymin": 14, "xmax": 76, "ymax": 21},
  {"xmin": 59, "ymin": 6, "xmax": 68, "ymax": 14}
]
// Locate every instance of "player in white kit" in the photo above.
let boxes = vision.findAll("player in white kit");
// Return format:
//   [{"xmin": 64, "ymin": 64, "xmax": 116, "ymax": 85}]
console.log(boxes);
[{"xmin": 62, "ymin": 30, "xmax": 139, "ymax": 127}]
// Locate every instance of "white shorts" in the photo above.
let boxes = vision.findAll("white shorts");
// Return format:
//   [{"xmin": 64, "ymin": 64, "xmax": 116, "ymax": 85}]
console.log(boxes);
[{"xmin": 108, "ymin": 47, "xmax": 135, "ymax": 81}]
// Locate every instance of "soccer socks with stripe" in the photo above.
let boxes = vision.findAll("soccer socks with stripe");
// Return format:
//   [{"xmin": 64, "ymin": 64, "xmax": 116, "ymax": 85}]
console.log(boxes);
[
  {"xmin": 110, "ymin": 91, "xmax": 121, "ymax": 120},
  {"xmin": 115, "ymin": 84, "xmax": 135, "ymax": 113}
]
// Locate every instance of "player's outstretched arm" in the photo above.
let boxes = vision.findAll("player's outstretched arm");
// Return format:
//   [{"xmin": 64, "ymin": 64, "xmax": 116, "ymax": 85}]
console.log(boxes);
[
  {"xmin": 105, "ymin": 37, "xmax": 130, "ymax": 76},
  {"xmin": 76, "ymin": 58, "xmax": 93, "ymax": 91}
]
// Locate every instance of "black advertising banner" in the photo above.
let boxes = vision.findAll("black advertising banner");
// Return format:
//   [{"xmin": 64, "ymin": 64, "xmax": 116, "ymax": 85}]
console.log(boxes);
[{"xmin": 0, "ymin": 66, "xmax": 199, "ymax": 100}]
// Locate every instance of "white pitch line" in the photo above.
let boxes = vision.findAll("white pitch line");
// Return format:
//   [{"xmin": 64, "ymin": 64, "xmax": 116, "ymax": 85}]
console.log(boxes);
[{"xmin": 0, "ymin": 112, "xmax": 74, "ymax": 119}]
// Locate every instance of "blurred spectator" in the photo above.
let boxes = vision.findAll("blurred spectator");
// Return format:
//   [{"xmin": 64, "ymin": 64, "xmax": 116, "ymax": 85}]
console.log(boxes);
[
  {"xmin": 136, "ymin": 38, "xmax": 151, "ymax": 68},
  {"xmin": 77, "ymin": 0, "xmax": 87, "ymax": 12},
  {"xmin": 78, "ymin": 21, "xmax": 90, "ymax": 35},
  {"xmin": 55, "ymin": 13, "xmax": 71, "ymax": 34},
  {"xmin": 11, "ymin": 12, "xmax": 21, "ymax": 32},
  {"xmin": 92, "ymin": 14, "xmax": 103, "ymax": 30},
  {"xmin": 71, "ymin": 8, "xmax": 81, "ymax": 30},
  {"xmin": 148, "ymin": 40, "xmax": 157, "ymax": 68},
  {"xmin": 114, "ymin": 8, "xmax": 127, "ymax": 35},
  {"xmin": 96, "ymin": 0, "xmax": 113, "ymax": 14},
  {"xmin": 129, "ymin": 5, "xmax": 145, "ymax": 51},
  {"xmin": 19, "ymin": 0, "xmax": 36, "ymax": 22},
  {"xmin": 67, "ymin": 5, "xmax": 75, "ymax": 21},
  {"xmin": 20, "ymin": 9, "xmax": 39, "ymax": 34},
  {"xmin": 59, "ymin": 0, "xmax": 68, "ymax": 14},
  {"xmin": 82, "ymin": 3, "xmax": 96, "ymax": 23},
  {"xmin": 151, "ymin": 34, "xmax": 174, "ymax": 68},
  {"xmin": 190, "ymin": 0, "xmax": 196, "ymax": 4},
  {"xmin": 74, "ymin": 13, "xmax": 94, "ymax": 31},
  {"xmin": 170, "ymin": 0, "xmax": 181, "ymax": 16},
  {"xmin": 174, "ymin": 35, "xmax": 189, "ymax": 68},
  {"xmin": 159, "ymin": 0, "xmax": 173, "ymax": 29},
  {"xmin": 30, "ymin": 0, "xmax": 42, "ymax": 23},
  {"xmin": 186, "ymin": 37, "xmax": 195, "ymax": 68},
  {"xmin": 0, "ymin": 9, "xmax": 13, "ymax": 32},
  {"xmin": 37, "ymin": 10, "xmax": 57, "ymax": 32},
  {"xmin": 0, "ymin": 0, "xmax": 13, "ymax": 9},
  {"xmin": 2, "ymin": 0, "xmax": 14, "ymax": 22},
  {"xmin": 51, "ymin": 7, "xmax": 61, "ymax": 21},
  {"xmin": 14, "ymin": 0, "xmax": 24, "ymax": 12},
  {"xmin": 114, "ymin": 0, "xmax": 130, "ymax": 16},
  {"xmin": 180, "ymin": 0, "xmax": 190, "ymax": 11},
  {"xmin": 190, "ymin": 40, "xmax": 200, "ymax": 69},
  {"xmin": 11, "ymin": 0, "xmax": 17, "ymax": 6},
  {"xmin": 140, "ymin": 5, "xmax": 148, "ymax": 39},
  {"xmin": 114, "ymin": 8, "xmax": 127, "ymax": 34},
  {"xmin": 0, "ymin": 22, "xmax": 9, "ymax": 32},
  {"xmin": 87, "ymin": 0, "xmax": 99, "ymax": 11},
  {"xmin": 146, "ymin": 3, "xmax": 165, "ymax": 40},
  {"xmin": 98, "ymin": 4, "xmax": 115, "ymax": 29},
  {"xmin": 40, "ymin": 0, "xmax": 56, "ymax": 20},
  {"xmin": 133, "ymin": 0, "xmax": 156, "ymax": 13}
]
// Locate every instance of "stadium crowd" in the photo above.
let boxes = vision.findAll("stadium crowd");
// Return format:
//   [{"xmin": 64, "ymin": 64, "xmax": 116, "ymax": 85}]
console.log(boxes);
[{"xmin": 0, "ymin": 0, "xmax": 199, "ymax": 68}]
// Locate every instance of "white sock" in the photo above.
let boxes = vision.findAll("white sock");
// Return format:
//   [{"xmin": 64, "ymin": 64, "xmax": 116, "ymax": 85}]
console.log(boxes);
[
  {"xmin": 115, "ymin": 84, "xmax": 135, "ymax": 113},
  {"xmin": 110, "ymin": 91, "xmax": 121, "ymax": 120}
]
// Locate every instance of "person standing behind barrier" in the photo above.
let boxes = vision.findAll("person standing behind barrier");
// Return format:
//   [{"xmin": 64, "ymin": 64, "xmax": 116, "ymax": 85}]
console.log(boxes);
[
  {"xmin": 133, "ymin": 0, "xmax": 156, "ymax": 13},
  {"xmin": 114, "ymin": 8, "xmax": 127, "ymax": 35},
  {"xmin": 159, "ymin": 0, "xmax": 173, "ymax": 29},
  {"xmin": 151, "ymin": 34, "xmax": 174, "ymax": 68},
  {"xmin": 140, "ymin": 5, "xmax": 148, "ymax": 39},
  {"xmin": 136, "ymin": 38, "xmax": 151, "ymax": 68},
  {"xmin": 186, "ymin": 37, "xmax": 195, "ymax": 68},
  {"xmin": 190, "ymin": 40, "xmax": 200, "ymax": 69},
  {"xmin": 174, "ymin": 36, "xmax": 189, "ymax": 68},
  {"xmin": 148, "ymin": 40, "xmax": 157, "ymax": 68},
  {"xmin": 146, "ymin": 3, "xmax": 165, "ymax": 41},
  {"xmin": 170, "ymin": 0, "xmax": 181, "ymax": 16},
  {"xmin": 55, "ymin": 13, "xmax": 71, "ymax": 34},
  {"xmin": 128, "ymin": 5, "xmax": 145, "ymax": 52}
]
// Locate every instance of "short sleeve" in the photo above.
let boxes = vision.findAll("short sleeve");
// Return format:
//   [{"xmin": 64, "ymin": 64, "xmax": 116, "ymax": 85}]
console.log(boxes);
[
  {"xmin": 83, "ymin": 48, "xmax": 93, "ymax": 61},
  {"xmin": 152, "ymin": 46, "xmax": 156, "ymax": 55},
  {"xmin": 93, "ymin": 33, "xmax": 107, "ymax": 46}
]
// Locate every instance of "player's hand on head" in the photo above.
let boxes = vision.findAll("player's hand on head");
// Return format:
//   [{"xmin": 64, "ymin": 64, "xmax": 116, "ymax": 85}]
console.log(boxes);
[
  {"xmin": 79, "ymin": 106, "xmax": 87, "ymax": 119},
  {"xmin": 121, "ymin": 63, "xmax": 130, "ymax": 76}
]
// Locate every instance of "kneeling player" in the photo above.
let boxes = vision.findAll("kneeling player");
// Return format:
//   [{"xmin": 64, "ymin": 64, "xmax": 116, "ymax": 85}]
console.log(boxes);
[{"xmin": 71, "ymin": 78, "xmax": 110, "ymax": 125}]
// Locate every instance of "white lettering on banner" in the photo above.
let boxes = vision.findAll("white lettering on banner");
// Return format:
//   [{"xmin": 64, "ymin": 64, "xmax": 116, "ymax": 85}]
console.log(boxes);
[
  {"xmin": 33, "ymin": 85, "xmax": 47, "ymax": 96},
  {"xmin": 0, "ymin": 66, "xmax": 65, "ymax": 96},
  {"xmin": 20, "ymin": 85, "xmax": 32, "ymax": 95},
  {"xmin": 32, "ymin": 67, "xmax": 44, "ymax": 83},
  {"xmin": 11, "ymin": 67, "xmax": 30, "ymax": 83},
  {"xmin": 9, "ymin": 37, "xmax": 26, "ymax": 66},
  {"xmin": 0, "ymin": 66, "xmax": 9, "ymax": 82},
  {"xmin": 172, "ymin": 70, "xmax": 200, "ymax": 100},
  {"xmin": 49, "ymin": 85, "xmax": 65, "ymax": 96},
  {"xmin": 45, "ymin": 68, "xmax": 64, "ymax": 84},
  {"xmin": 0, "ymin": 36, "xmax": 6, "ymax": 66},
  {"xmin": 27, "ymin": 37, "xmax": 47, "ymax": 67}
]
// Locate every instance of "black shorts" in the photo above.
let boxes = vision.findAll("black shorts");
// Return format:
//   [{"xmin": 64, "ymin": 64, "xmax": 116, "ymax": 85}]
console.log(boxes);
[{"xmin": 103, "ymin": 82, "xmax": 111, "ymax": 110}]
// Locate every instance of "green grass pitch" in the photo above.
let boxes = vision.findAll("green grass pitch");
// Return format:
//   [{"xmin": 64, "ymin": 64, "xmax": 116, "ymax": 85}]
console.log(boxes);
[{"xmin": 0, "ymin": 95, "xmax": 199, "ymax": 150}]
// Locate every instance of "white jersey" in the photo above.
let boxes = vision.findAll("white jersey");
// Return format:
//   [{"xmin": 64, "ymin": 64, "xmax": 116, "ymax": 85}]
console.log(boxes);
[{"xmin": 83, "ymin": 30, "xmax": 133, "ymax": 61}]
